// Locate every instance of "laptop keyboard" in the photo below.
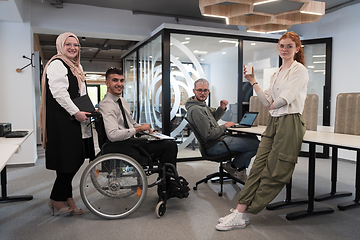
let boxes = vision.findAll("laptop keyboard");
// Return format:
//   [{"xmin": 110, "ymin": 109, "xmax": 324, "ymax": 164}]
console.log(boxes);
[{"xmin": 5, "ymin": 131, "xmax": 29, "ymax": 138}]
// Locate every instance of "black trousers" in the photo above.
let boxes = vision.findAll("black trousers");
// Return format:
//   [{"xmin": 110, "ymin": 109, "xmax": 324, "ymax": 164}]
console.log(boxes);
[
  {"xmin": 138, "ymin": 140, "xmax": 178, "ymax": 168},
  {"xmin": 104, "ymin": 139, "xmax": 178, "ymax": 168},
  {"xmin": 50, "ymin": 171, "xmax": 76, "ymax": 201}
]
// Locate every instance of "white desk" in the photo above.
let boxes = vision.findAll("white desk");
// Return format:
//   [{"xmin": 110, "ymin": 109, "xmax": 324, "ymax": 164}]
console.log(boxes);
[
  {"xmin": 0, "ymin": 144, "xmax": 19, "ymax": 172},
  {"xmin": 0, "ymin": 130, "xmax": 34, "ymax": 203},
  {"xmin": 229, "ymin": 126, "xmax": 360, "ymax": 220}
]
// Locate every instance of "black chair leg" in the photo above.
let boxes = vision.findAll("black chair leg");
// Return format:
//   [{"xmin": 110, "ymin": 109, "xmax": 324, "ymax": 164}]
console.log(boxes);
[{"xmin": 193, "ymin": 163, "xmax": 245, "ymax": 196}]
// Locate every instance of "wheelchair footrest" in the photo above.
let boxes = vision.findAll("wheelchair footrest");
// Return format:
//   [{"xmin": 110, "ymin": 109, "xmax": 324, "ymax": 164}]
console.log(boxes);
[{"xmin": 167, "ymin": 177, "xmax": 190, "ymax": 199}]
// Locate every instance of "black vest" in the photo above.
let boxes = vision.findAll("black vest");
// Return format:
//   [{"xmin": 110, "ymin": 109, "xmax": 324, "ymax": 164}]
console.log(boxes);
[{"xmin": 45, "ymin": 59, "xmax": 84, "ymax": 173}]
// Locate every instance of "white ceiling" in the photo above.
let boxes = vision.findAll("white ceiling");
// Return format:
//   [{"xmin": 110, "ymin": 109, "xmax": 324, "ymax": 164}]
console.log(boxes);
[
  {"xmin": 2, "ymin": 0, "xmax": 358, "ymax": 63},
  {"xmin": 35, "ymin": 0, "xmax": 359, "ymax": 63}
]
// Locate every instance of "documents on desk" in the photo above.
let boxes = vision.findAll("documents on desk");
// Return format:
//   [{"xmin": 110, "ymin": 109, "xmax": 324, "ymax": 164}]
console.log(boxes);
[{"xmin": 143, "ymin": 131, "xmax": 175, "ymax": 140}]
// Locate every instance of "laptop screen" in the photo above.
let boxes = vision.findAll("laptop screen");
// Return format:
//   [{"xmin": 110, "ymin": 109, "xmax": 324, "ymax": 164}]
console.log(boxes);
[{"xmin": 239, "ymin": 112, "xmax": 258, "ymax": 126}]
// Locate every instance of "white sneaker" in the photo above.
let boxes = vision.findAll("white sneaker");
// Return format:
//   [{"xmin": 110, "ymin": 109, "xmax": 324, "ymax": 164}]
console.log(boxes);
[
  {"xmin": 219, "ymin": 209, "xmax": 250, "ymax": 225},
  {"xmin": 216, "ymin": 209, "xmax": 248, "ymax": 231}
]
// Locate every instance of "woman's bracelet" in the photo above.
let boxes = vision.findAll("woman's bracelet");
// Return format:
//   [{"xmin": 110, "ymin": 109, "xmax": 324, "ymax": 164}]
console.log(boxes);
[{"xmin": 252, "ymin": 82, "xmax": 258, "ymax": 86}]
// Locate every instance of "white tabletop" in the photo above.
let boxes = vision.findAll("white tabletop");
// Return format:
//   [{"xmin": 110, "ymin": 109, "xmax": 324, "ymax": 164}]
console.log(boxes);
[
  {"xmin": 229, "ymin": 126, "xmax": 360, "ymax": 151},
  {"xmin": 0, "ymin": 129, "xmax": 34, "ymax": 170},
  {"xmin": 0, "ymin": 144, "xmax": 19, "ymax": 171},
  {"xmin": 0, "ymin": 129, "xmax": 34, "ymax": 145}
]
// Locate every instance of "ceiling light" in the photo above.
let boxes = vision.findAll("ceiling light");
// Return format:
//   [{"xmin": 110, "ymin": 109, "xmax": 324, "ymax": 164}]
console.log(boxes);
[
  {"xmin": 194, "ymin": 50, "xmax": 208, "ymax": 55},
  {"xmin": 181, "ymin": 41, "xmax": 190, "ymax": 45},
  {"xmin": 203, "ymin": 14, "xmax": 229, "ymax": 25},
  {"xmin": 307, "ymin": 66, "xmax": 315, "ymax": 68},
  {"xmin": 266, "ymin": 29, "xmax": 287, "ymax": 34},
  {"xmin": 247, "ymin": 30, "xmax": 266, "ymax": 34},
  {"xmin": 314, "ymin": 70, "xmax": 325, "ymax": 72},
  {"xmin": 254, "ymin": 0, "xmax": 278, "ymax": 6},
  {"xmin": 185, "ymin": 37, "xmax": 191, "ymax": 40},
  {"xmin": 313, "ymin": 55, "xmax": 326, "ymax": 58},
  {"xmin": 200, "ymin": 1, "xmax": 325, "ymax": 33},
  {"xmin": 313, "ymin": 61, "xmax": 326, "ymax": 64},
  {"xmin": 251, "ymin": 43, "xmax": 256, "ymax": 46},
  {"xmin": 219, "ymin": 40, "xmax": 238, "ymax": 44},
  {"xmin": 222, "ymin": 52, "xmax": 226, "ymax": 54},
  {"xmin": 300, "ymin": 11, "xmax": 324, "ymax": 16},
  {"xmin": 200, "ymin": 59, "xmax": 204, "ymax": 61}
]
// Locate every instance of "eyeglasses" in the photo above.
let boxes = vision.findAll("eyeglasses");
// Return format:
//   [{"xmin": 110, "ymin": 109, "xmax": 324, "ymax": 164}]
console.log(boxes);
[
  {"xmin": 195, "ymin": 89, "xmax": 210, "ymax": 93},
  {"xmin": 64, "ymin": 43, "xmax": 80, "ymax": 48},
  {"xmin": 278, "ymin": 44, "xmax": 295, "ymax": 50}
]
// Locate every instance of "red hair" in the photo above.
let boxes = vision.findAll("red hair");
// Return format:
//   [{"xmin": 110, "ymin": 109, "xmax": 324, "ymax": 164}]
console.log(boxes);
[{"xmin": 279, "ymin": 31, "xmax": 305, "ymax": 66}]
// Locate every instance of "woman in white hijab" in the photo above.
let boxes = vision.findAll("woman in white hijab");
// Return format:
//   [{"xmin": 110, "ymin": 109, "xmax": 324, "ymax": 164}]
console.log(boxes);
[{"xmin": 39, "ymin": 32, "xmax": 92, "ymax": 216}]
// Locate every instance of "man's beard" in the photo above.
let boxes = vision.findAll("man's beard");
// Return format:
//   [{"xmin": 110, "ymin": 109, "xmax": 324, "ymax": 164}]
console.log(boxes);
[{"xmin": 195, "ymin": 95, "xmax": 206, "ymax": 103}]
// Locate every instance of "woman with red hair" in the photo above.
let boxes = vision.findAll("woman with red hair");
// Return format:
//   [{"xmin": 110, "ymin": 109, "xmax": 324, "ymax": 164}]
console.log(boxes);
[{"xmin": 216, "ymin": 31, "xmax": 309, "ymax": 231}]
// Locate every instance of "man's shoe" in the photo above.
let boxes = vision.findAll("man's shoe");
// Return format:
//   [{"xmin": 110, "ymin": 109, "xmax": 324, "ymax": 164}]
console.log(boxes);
[
  {"xmin": 235, "ymin": 169, "xmax": 248, "ymax": 183},
  {"xmin": 222, "ymin": 162, "xmax": 237, "ymax": 176},
  {"xmin": 216, "ymin": 209, "xmax": 247, "ymax": 231},
  {"xmin": 219, "ymin": 208, "xmax": 250, "ymax": 225}
]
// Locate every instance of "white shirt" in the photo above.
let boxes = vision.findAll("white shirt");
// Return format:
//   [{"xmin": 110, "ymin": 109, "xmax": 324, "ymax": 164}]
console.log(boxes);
[
  {"xmin": 257, "ymin": 60, "xmax": 309, "ymax": 117},
  {"xmin": 98, "ymin": 92, "xmax": 141, "ymax": 142},
  {"xmin": 47, "ymin": 60, "xmax": 91, "ymax": 138}
]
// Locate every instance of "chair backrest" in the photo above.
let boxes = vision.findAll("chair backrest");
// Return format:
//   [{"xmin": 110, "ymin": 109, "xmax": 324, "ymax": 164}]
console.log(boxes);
[
  {"xmin": 334, "ymin": 92, "xmax": 360, "ymax": 135},
  {"xmin": 184, "ymin": 118, "xmax": 206, "ymax": 145},
  {"xmin": 302, "ymin": 94, "xmax": 319, "ymax": 131},
  {"xmin": 185, "ymin": 117, "xmax": 240, "ymax": 162},
  {"xmin": 249, "ymin": 96, "xmax": 269, "ymax": 126},
  {"xmin": 94, "ymin": 114, "xmax": 109, "ymax": 150},
  {"xmin": 185, "ymin": 117, "xmax": 217, "ymax": 157}
]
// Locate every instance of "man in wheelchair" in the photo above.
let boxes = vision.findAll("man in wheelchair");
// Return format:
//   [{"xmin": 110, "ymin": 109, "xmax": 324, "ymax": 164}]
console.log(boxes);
[{"xmin": 98, "ymin": 68, "xmax": 190, "ymax": 202}]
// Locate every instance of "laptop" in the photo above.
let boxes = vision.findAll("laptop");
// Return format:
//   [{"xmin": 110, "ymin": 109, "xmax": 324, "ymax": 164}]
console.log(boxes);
[{"xmin": 231, "ymin": 112, "xmax": 258, "ymax": 128}]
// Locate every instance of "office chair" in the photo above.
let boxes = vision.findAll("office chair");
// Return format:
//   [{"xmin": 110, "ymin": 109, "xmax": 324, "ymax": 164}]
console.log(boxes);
[{"xmin": 185, "ymin": 117, "xmax": 244, "ymax": 196}]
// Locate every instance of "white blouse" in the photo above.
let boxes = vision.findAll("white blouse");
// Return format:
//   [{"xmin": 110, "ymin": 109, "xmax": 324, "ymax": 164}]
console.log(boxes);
[{"xmin": 257, "ymin": 60, "xmax": 309, "ymax": 117}]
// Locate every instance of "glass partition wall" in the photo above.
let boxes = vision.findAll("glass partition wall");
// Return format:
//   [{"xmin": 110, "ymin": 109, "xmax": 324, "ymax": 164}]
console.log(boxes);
[{"xmin": 122, "ymin": 28, "xmax": 332, "ymax": 151}]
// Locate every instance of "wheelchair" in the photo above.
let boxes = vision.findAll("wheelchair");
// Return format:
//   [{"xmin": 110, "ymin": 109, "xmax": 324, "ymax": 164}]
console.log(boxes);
[{"xmin": 80, "ymin": 114, "xmax": 190, "ymax": 219}]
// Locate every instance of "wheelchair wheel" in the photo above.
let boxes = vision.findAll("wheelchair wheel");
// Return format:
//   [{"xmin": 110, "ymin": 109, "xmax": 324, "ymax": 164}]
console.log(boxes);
[
  {"xmin": 155, "ymin": 201, "xmax": 166, "ymax": 218},
  {"xmin": 80, "ymin": 153, "xmax": 148, "ymax": 219}
]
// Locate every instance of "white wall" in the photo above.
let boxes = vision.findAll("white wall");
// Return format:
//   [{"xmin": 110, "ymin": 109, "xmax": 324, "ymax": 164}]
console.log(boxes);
[
  {"xmin": 0, "ymin": 21, "xmax": 37, "ymax": 165},
  {"xmin": 206, "ymin": 46, "xmax": 239, "ymax": 108},
  {"xmin": 291, "ymin": 4, "xmax": 360, "ymax": 127},
  {"xmin": 291, "ymin": 4, "xmax": 360, "ymax": 161}
]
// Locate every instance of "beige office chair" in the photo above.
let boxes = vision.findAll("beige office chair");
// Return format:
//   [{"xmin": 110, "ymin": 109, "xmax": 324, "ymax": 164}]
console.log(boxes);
[
  {"xmin": 334, "ymin": 92, "xmax": 360, "ymax": 135},
  {"xmin": 333, "ymin": 92, "xmax": 360, "ymax": 209},
  {"xmin": 315, "ymin": 93, "xmax": 360, "ymax": 205},
  {"xmin": 302, "ymin": 94, "xmax": 319, "ymax": 131},
  {"xmin": 249, "ymin": 96, "xmax": 269, "ymax": 126}
]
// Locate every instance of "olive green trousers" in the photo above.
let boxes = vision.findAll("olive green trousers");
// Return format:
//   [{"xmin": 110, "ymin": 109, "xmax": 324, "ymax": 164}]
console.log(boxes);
[{"xmin": 238, "ymin": 114, "xmax": 306, "ymax": 214}]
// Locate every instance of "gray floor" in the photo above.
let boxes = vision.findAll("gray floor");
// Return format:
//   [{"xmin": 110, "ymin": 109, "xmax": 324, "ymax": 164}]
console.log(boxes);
[{"xmin": 1, "ymin": 146, "xmax": 360, "ymax": 240}]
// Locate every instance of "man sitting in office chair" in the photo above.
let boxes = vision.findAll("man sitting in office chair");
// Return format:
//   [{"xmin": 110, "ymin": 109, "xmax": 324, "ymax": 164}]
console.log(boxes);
[
  {"xmin": 185, "ymin": 78, "xmax": 260, "ymax": 182},
  {"xmin": 98, "ymin": 67, "xmax": 189, "ymax": 197}
]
